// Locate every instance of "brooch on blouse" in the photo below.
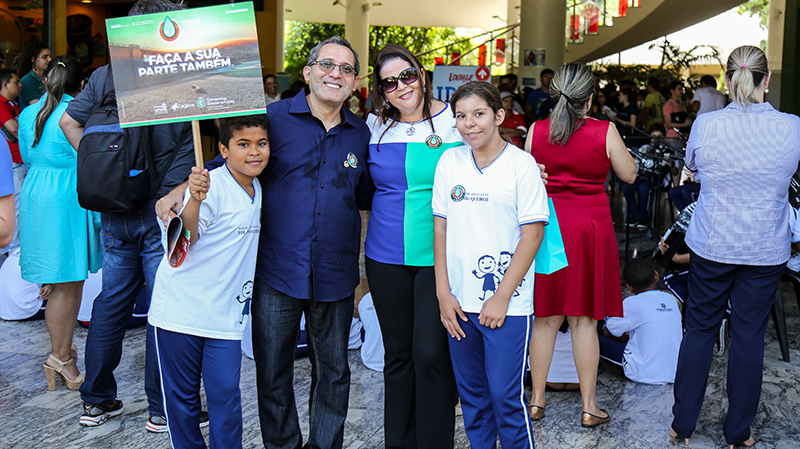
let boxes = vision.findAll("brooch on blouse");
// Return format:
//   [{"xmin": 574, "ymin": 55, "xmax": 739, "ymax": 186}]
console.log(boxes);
[{"xmin": 343, "ymin": 152, "xmax": 359, "ymax": 168}]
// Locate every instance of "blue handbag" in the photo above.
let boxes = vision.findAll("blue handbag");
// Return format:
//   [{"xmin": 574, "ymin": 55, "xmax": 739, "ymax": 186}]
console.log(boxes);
[{"xmin": 534, "ymin": 198, "xmax": 568, "ymax": 274}]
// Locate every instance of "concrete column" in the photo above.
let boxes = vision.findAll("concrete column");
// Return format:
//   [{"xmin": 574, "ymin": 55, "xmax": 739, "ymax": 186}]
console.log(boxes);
[
  {"xmin": 345, "ymin": 1, "xmax": 370, "ymax": 87},
  {"xmin": 274, "ymin": 0, "xmax": 285, "ymax": 71},
  {"xmin": 45, "ymin": 0, "xmax": 68, "ymax": 56},
  {"xmin": 519, "ymin": 0, "xmax": 565, "ymax": 87},
  {"xmin": 505, "ymin": 0, "xmax": 520, "ymax": 75},
  {"xmin": 766, "ymin": 0, "xmax": 786, "ymax": 108}
]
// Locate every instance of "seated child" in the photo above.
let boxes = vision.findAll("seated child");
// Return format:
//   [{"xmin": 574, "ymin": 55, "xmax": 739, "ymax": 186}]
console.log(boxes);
[
  {"xmin": 148, "ymin": 115, "xmax": 269, "ymax": 448},
  {"xmin": 534, "ymin": 318, "xmax": 579, "ymax": 391},
  {"xmin": 599, "ymin": 258, "xmax": 682, "ymax": 385},
  {"xmin": 0, "ymin": 247, "xmax": 45, "ymax": 320}
]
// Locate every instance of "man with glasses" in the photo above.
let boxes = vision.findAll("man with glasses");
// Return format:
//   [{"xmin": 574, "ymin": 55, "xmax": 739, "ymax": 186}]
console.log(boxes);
[{"xmin": 158, "ymin": 35, "xmax": 372, "ymax": 449}]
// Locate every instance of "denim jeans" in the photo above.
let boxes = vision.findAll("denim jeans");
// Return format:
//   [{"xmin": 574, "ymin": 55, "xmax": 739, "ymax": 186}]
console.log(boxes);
[
  {"xmin": 80, "ymin": 202, "xmax": 163, "ymax": 417},
  {"xmin": 252, "ymin": 278, "xmax": 353, "ymax": 449}
]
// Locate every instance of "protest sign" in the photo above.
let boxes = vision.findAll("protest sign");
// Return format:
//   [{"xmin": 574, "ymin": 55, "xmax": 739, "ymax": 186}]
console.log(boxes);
[
  {"xmin": 432, "ymin": 66, "xmax": 491, "ymax": 103},
  {"xmin": 106, "ymin": 2, "xmax": 265, "ymax": 128}
]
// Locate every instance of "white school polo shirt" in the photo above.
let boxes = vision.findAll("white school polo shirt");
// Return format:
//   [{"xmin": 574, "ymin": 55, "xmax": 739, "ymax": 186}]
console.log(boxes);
[{"xmin": 432, "ymin": 144, "xmax": 549, "ymax": 316}]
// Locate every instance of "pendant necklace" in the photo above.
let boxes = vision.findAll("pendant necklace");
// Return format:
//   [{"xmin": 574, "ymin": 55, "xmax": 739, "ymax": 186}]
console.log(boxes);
[{"xmin": 406, "ymin": 124, "xmax": 416, "ymax": 136}]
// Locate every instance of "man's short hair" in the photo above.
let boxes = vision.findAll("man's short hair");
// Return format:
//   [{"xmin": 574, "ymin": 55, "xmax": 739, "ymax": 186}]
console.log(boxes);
[
  {"xmin": 540, "ymin": 68, "xmax": 554, "ymax": 78},
  {"xmin": 647, "ymin": 77, "xmax": 661, "ymax": 90},
  {"xmin": 0, "ymin": 69, "xmax": 16, "ymax": 88},
  {"xmin": 219, "ymin": 115, "xmax": 270, "ymax": 149},
  {"xmin": 129, "ymin": 0, "xmax": 185, "ymax": 16},
  {"xmin": 700, "ymin": 75, "xmax": 716, "ymax": 87},
  {"xmin": 263, "ymin": 74, "xmax": 277, "ymax": 83},
  {"xmin": 623, "ymin": 259, "xmax": 657, "ymax": 291},
  {"xmin": 306, "ymin": 36, "xmax": 360, "ymax": 77},
  {"xmin": 500, "ymin": 74, "xmax": 518, "ymax": 83}
]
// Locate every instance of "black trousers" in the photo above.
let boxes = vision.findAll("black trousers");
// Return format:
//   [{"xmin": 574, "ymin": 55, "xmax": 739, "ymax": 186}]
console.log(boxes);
[
  {"xmin": 671, "ymin": 250, "xmax": 784, "ymax": 445},
  {"xmin": 365, "ymin": 257, "xmax": 456, "ymax": 449}
]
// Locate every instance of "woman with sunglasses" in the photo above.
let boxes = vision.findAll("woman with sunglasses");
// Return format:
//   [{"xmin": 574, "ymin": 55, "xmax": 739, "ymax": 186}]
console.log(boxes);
[{"xmin": 364, "ymin": 44, "xmax": 463, "ymax": 449}]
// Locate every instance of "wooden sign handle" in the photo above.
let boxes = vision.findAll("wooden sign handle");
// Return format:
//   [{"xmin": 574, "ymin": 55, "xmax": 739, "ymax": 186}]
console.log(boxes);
[{"xmin": 191, "ymin": 120, "xmax": 206, "ymax": 200}]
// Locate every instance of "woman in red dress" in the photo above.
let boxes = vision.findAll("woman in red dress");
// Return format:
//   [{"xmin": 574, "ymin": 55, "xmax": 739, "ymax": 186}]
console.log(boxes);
[{"xmin": 525, "ymin": 62, "xmax": 636, "ymax": 427}]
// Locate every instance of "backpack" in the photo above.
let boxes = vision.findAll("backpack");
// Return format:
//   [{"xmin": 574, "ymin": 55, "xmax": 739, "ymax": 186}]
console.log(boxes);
[{"xmin": 76, "ymin": 66, "xmax": 174, "ymax": 213}]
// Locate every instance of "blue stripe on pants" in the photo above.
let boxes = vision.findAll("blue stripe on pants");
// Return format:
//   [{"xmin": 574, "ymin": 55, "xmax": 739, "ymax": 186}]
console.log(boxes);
[
  {"xmin": 671, "ymin": 250, "xmax": 783, "ymax": 445},
  {"xmin": 448, "ymin": 313, "xmax": 534, "ymax": 449},
  {"xmin": 155, "ymin": 327, "xmax": 243, "ymax": 449}
]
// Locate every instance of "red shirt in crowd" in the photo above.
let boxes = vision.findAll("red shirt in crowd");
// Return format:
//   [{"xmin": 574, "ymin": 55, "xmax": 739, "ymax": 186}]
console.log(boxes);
[
  {"xmin": 0, "ymin": 95, "xmax": 21, "ymax": 163},
  {"xmin": 500, "ymin": 109, "xmax": 527, "ymax": 148}
]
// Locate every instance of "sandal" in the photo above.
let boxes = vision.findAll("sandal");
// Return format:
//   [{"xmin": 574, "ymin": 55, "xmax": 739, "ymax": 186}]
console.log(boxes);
[
  {"xmin": 528, "ymin": 404, "xmax": 545, "ymax": 421},
  {"xmin": 670, "ymin": 427, "xmax": 690, "ymax": 446},
  {"xmin": 43, "ymin": 354, "xmax": 84, "ymax": 391}
]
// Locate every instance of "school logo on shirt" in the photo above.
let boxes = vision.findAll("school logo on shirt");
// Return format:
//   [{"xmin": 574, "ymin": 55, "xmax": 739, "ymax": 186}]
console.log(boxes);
[
  {"xmin": 426, "ymin": 134, "xmax": 442, "ymax": 149},
  {"xmin": 656, "ymin": 303, "xmax": 674, "ymax": 313},
  {"xmin": 343, "ymin": 152, "xmax": 358, "ymax": 168},
  {"xmin": 451, "ymin": 185, "xmax": 466, "ymax": 202}
]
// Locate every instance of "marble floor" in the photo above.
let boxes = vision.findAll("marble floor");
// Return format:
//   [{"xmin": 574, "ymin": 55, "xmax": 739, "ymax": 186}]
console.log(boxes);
[
  {"xmin": 2, "ymin": 209, "xmax": 800, "ymax": 448},
  {"xmin": 1, "ymin": 293, "xmax": 799, "ymax": 449}
]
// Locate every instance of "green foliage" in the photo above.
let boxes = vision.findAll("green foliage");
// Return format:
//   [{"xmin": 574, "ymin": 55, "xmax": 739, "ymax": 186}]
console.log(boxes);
[
  {"xmin": 591, "ymin": 38, "xmax": 723, "ymax": 93},
  {"xmin": 284, "ymin": 21, "xmax": 478, "ymax": 82},
  {"xmin": 737, "ymin": 0, "xmax": 769, "ymax": 30}
]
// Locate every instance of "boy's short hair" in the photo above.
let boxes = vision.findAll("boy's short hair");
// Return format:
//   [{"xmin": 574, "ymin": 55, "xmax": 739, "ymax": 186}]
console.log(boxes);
[
  {"xmin": 623, "ymin": 259, "xmax": 657, "ymax": 291},
  {"xmin": 219, "ymin": 115, "xmax": 270, "ymax": 149}
]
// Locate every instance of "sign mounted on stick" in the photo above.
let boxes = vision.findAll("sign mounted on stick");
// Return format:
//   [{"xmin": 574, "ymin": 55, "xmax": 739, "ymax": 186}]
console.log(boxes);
[{"xmin": 106, "ymin": 2, "xmax": 266, "ymax": 128}]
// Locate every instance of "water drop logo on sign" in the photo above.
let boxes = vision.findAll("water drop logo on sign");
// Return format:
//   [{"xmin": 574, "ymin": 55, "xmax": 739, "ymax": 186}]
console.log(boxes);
[{"xmin": 159, "ymin": 16, "xmax": 180, "ymax": 41}]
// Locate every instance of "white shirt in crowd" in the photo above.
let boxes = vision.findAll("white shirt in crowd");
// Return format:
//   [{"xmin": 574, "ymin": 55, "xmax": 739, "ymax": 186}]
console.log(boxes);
[
  {"xmin": 432, "ymin": 144, "xmax": 549, "ymax": 316},
  {"xmin": 605, "ymin": 290, "xmax": 683, "ymax": 385},
  {"xmin": 358, "ymin": 292, "xmax": 385, "ymax": 372},
  {"xmin": 149, "ymin": 165, "xmax": 261, "ymax": 340},
  {"xmin": 544, "ymin": 326, "xmax": 579, "ymax": 384},
  {"xmin": 0, "ymin": 249, "xmax": 42, "ymax": 320},
  {"xmin": 691, "ymin": 86, "xmax": 726, "ymax": 116}
]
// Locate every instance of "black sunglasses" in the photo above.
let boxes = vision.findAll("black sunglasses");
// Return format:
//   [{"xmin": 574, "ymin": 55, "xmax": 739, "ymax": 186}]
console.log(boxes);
[{"xmin": 379, "ymin": 68, "xmax": 419, "ymax": 93}]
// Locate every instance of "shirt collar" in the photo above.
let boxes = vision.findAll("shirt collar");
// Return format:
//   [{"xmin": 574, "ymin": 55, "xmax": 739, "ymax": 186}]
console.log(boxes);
[
  {"xmin": 0, "ymin": 94, "xmax": 17, "ymax": 108},
  {"xmin": 725, "ymin": 101, "xmax": 775, "ymax": 113},
  {"xmin": 288, "ymin": 88, "xmax": 351, "ymax": 128},
  {"xmin": 28, "ymin": 70, "xmax": 42, "ymax": 82}
]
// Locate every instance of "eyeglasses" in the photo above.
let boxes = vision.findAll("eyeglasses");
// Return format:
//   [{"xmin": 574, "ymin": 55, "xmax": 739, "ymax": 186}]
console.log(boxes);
[
  {"xmin": 309, "ymin": 60, "xmax": 356, "ymax": 76},
  {"xmin": 379, "ymin": 68, "xmax": 419, "ymax": 93}
]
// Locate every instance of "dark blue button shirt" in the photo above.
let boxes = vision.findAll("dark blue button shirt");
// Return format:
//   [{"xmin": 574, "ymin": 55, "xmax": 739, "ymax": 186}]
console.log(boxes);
[{"xmin": 234, "ymin": 93, "xmax": 373, "ymax": 301}]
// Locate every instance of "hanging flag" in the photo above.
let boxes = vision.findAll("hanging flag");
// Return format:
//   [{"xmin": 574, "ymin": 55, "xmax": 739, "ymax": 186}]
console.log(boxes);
[
  {"xmin": 495, "ymin": 38, "xmax": 505, "ymax": 64},
  {"xmin": 477, "ymin": 45, "xmax": 487, "ymax": 67},
  {"xmin": 435, "ymin": 56, "xmax": 444, "ymax": 66},
  {"xmin": 451, "ymin": 52, "xmax": 461, "ymax": 66}
]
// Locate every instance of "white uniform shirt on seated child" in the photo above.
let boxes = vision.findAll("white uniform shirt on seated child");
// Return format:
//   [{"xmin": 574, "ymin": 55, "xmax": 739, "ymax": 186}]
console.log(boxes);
[
  {"xmin": 605, "ymin": 290, "xmax": 683, "ymax": 385},
  {"xmin": 149, "ymin": 165, "xmax": 261, "ymax": 340}
]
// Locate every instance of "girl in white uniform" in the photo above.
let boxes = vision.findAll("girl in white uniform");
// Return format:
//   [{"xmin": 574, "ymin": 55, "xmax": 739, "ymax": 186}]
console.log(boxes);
[{"xmin": 433, "ymin": 81, "xmax": 549, "ymax": 449}]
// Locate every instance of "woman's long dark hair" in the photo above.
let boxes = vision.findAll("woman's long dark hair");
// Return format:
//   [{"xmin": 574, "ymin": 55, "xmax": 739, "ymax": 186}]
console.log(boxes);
[
  {"xmin": 33, "ymin": 56, "xmax": 83, "ymax": 147},
  {"xmin": 371, "ymin": 45, "xmax": 435, "ymax": 145}
]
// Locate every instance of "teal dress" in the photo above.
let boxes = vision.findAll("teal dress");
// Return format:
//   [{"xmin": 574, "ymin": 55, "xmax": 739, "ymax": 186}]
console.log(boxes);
[{"xmin": 18, "ymin": 94, "xmax": 102, "ymax": 283}]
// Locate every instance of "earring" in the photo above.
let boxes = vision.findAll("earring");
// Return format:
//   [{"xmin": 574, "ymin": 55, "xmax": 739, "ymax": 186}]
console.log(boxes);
[
  {"xmin": 383, "ymin": 101, "xmax": 391, "ymax": 110},
  {"xmin": 423, "ymin": 86, "xmax": 427, "ymax": 93}
]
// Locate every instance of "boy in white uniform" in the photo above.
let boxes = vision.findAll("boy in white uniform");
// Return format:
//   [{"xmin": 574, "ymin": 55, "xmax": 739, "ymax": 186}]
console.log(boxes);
[
  {"xmin": 433, "ymin": 82, "xmax": 548, "ymax": 449},
  {"xmin": 149, "ymin": 116, "xmax": 269, "ymax": 449},
  {"xmin": 600, "ymin": 258, "xmax": 683, "ymax": 385}
]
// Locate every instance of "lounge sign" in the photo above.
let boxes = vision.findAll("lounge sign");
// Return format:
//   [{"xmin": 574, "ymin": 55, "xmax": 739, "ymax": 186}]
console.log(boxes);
[{"xmin": 106, "ymin": 2, "xmax": 266, "ymax": 127}]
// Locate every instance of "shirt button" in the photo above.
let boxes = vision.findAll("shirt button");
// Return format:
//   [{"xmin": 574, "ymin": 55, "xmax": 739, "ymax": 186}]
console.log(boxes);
[
  {"xmin": 323, "ymin": 158, "xmax": 327, "ymax": 163},
  {"xmin": 314, "ymin": 237, "xmax": 319, "ymax": 241},
  {"xmin": 321, "ymin": 184, "xmax": 325, "ymax": 188},
  {"xmin": 318, "ymin": 209, "xmax": 322, "ymax": 214}
]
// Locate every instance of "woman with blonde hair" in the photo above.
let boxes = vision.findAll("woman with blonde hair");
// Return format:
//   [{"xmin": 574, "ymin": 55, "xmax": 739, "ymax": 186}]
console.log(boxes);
[
  {"xmin": 525, "ymin": 62, "xmax": 636, "ymax": 427},
  {"xmin": 669, "ymin": 45, "xmax": 800, "ymax": 449}
]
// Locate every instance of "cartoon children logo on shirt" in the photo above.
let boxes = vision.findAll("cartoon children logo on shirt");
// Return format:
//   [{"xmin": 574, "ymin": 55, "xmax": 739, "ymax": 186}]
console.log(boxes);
[
  {"xmin": 472, "ymin": 255, "xmax": 500, "ymax": 300},
  {"xmin": 236, "ymin": 280, "xmax": 253, "ymax": 324},
  {"xmin": 474, "ymin": 251, "xmax": 524, "ymax": 300}
]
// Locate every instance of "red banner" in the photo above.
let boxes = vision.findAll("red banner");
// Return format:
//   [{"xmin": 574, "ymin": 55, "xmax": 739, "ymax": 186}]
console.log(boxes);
[
  {"xmin": 477, "ymin": 45, "xmax": 487, "ymax": 67},
  {"xmin": 451, "ymin": 52, "xmax": 461, "ymax": 66},
  {"xmin": 495, "ymin": 38, "xmax": 505, "ymax": 64}
]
